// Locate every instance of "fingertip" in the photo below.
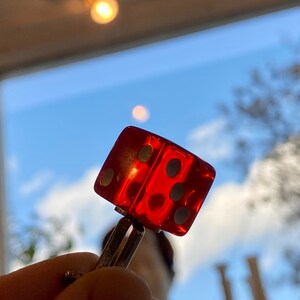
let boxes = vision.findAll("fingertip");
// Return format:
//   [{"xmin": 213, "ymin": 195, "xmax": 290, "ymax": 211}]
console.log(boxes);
[
  {"xmin": 0, "ymin": 252, "xmax": 99, "ymax": 300},
  {"xmin": 56, "ymin": 267, "xmax": 153, "ymax": 300},
  {"xmin": 91, "ymin": 267, "xmax": 152, "ymax": 300}
]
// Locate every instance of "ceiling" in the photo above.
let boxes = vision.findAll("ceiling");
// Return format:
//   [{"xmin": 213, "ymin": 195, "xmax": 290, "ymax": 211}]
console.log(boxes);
[{"xmin": 0, "ymin": 0, "xmax": 299, "ymax": 77}]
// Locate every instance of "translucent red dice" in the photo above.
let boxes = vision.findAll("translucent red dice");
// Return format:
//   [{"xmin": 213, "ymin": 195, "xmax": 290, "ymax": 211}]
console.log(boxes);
[{"xmin": 94, "ymin": 126, "xmax": 216, "ymax": 236}]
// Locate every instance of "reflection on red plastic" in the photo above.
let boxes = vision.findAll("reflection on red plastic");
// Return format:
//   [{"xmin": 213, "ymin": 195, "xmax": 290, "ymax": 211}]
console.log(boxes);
[{"xmin": 94, "ymin": 126, "xmax": 216, "ymax": 236}]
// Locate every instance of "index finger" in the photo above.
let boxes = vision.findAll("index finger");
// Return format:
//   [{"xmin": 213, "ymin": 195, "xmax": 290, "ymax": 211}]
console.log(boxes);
[
  {"xmin": 0, "ymin": 252, "xmax": 98, "ymax": 300},
  {"xmin": 55, "ymin": 267, "xmax": 153, "ymax": 300}
]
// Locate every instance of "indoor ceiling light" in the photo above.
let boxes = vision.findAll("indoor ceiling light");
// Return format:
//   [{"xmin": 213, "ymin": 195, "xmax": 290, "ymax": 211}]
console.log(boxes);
[{"xmin": 85, "ymin": 0, "xmax": 119, "ymax": 24}]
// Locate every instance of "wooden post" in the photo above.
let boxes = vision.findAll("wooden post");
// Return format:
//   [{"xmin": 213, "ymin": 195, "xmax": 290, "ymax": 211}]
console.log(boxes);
[
  {"xmin": 0, "ymin": 95, "xmax": 7, "ymax": 275},
  {"xmin": 247, "ymin": 256, "xmax": 267, "ymax": 300},
  {"xmin": 216, "ymin": 264, "xmax": 233, "ymax": 300}
]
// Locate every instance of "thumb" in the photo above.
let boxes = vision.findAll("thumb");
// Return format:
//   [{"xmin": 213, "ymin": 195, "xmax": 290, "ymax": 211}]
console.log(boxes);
[{"xmin": 55, "ymin": 267, "xmax": 153, "ymax": 300}]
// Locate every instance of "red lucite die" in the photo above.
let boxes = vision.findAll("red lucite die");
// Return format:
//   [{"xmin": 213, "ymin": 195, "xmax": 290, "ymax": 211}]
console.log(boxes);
[{"xmin": 94, "ymin": 126, "xmax": 216, "ymax": 236}]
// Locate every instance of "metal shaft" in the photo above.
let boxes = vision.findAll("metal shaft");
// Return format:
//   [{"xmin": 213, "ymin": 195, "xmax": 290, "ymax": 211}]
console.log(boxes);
[
  {"xmin": 63, "ymin": 216, "xmax": 144, "ymax": 286},
  {"xmin": 95, "ymin": 216, "xmax": 144, "ymax": 269}
]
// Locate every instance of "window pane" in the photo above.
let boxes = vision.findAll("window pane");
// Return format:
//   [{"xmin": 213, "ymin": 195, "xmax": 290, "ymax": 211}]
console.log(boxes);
[{"xmin": 1, "ymin": 6, "xmax": 300, "ymax": 299}]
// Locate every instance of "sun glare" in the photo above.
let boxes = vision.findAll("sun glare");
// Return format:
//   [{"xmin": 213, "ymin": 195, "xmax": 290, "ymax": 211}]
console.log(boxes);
[{"xmin": 132, "ymin": 105, "xmax": 150, "ymax": 123}]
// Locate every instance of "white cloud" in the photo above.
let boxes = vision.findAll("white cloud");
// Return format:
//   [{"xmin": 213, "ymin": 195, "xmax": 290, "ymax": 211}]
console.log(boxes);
[
  {"xmin": 36, "ymin": 165, "xmax": 279, "ymax": 282},
  {"xmin": 37, "ymin": 167, "xmax": 119, "ymax": 252},
  {"xmin": 171, "ymin": 180, "xmax": 280, "ymax": 282},
  {"xmin": 36, "ymin": 165, "xmax": 281, "ymax": 283},
  {"xmin": 187, "ymin": 119, "xmax": 232, "ymax": 161},
  {"xmin": 35, "ymin": 139, "xmax": 298, "ymax": 283},
  {"xmin": 20, "ymin": 171, "xmax": 53, "ymax": 196},
  {"xmin": 172, "ymin": 139, "xmax": 300, "ymax": 282}
]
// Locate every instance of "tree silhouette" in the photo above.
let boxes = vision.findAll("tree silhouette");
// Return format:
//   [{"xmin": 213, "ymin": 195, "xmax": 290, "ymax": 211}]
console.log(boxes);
[
  {"xmin": 220, "ymin": 46, "xmax": 300, "ymax": 286},
  {"xmin": 220, "ymin": 54, "xmax": 300, "ymax": 176},
  {"xmin": 9, "ymin": 214, "xmax": 77, "ymax": 267}
]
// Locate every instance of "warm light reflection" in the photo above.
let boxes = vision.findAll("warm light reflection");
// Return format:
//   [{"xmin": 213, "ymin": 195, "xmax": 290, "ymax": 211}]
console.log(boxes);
[
  {"xmin": 90, "ymin": 0, "xmax": 119, "ymax": 24},
  {"xmin": 132, "ymin": 105, "xmax": 150, "ymax": 123},
  {"xmin": 129, "ymin": 167, "xmax": 138, "ymax": 179}
]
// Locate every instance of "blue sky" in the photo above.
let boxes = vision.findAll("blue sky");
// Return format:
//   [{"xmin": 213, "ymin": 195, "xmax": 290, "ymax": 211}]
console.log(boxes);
[{"xmin": 1, "ymin": 6, "xmax": 300, "ymax": 300}]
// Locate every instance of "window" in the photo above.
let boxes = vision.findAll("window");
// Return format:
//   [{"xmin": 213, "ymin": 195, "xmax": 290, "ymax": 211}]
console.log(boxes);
[{"xmin": 1, "ymin": 6, "xmax": 300, "ymax": 299}]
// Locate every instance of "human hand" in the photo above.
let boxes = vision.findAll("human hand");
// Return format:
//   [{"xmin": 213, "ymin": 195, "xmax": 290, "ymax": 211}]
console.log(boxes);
[{"xmin": 0, "ymin": 252, "xmax": 154, "ymax": 300}]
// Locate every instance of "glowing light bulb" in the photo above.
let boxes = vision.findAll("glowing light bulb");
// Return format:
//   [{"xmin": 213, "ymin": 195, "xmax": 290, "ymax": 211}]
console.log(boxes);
[{"xmin": 90, "ymin": 0, "xmax": 119, "ymax": 24}]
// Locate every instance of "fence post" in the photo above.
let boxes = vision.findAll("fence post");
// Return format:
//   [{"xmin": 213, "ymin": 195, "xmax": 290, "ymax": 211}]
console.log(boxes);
[
  {"xmin": 216, "ymin": 264, "xmax": 233, "ymax": 300},
  {"xmin": 247, "ymin": 256, "xmax": 267, "ymax": 300},
  {"xmin": 0, "ymin": 95, "xmax": 7, "ymax": 275}
]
